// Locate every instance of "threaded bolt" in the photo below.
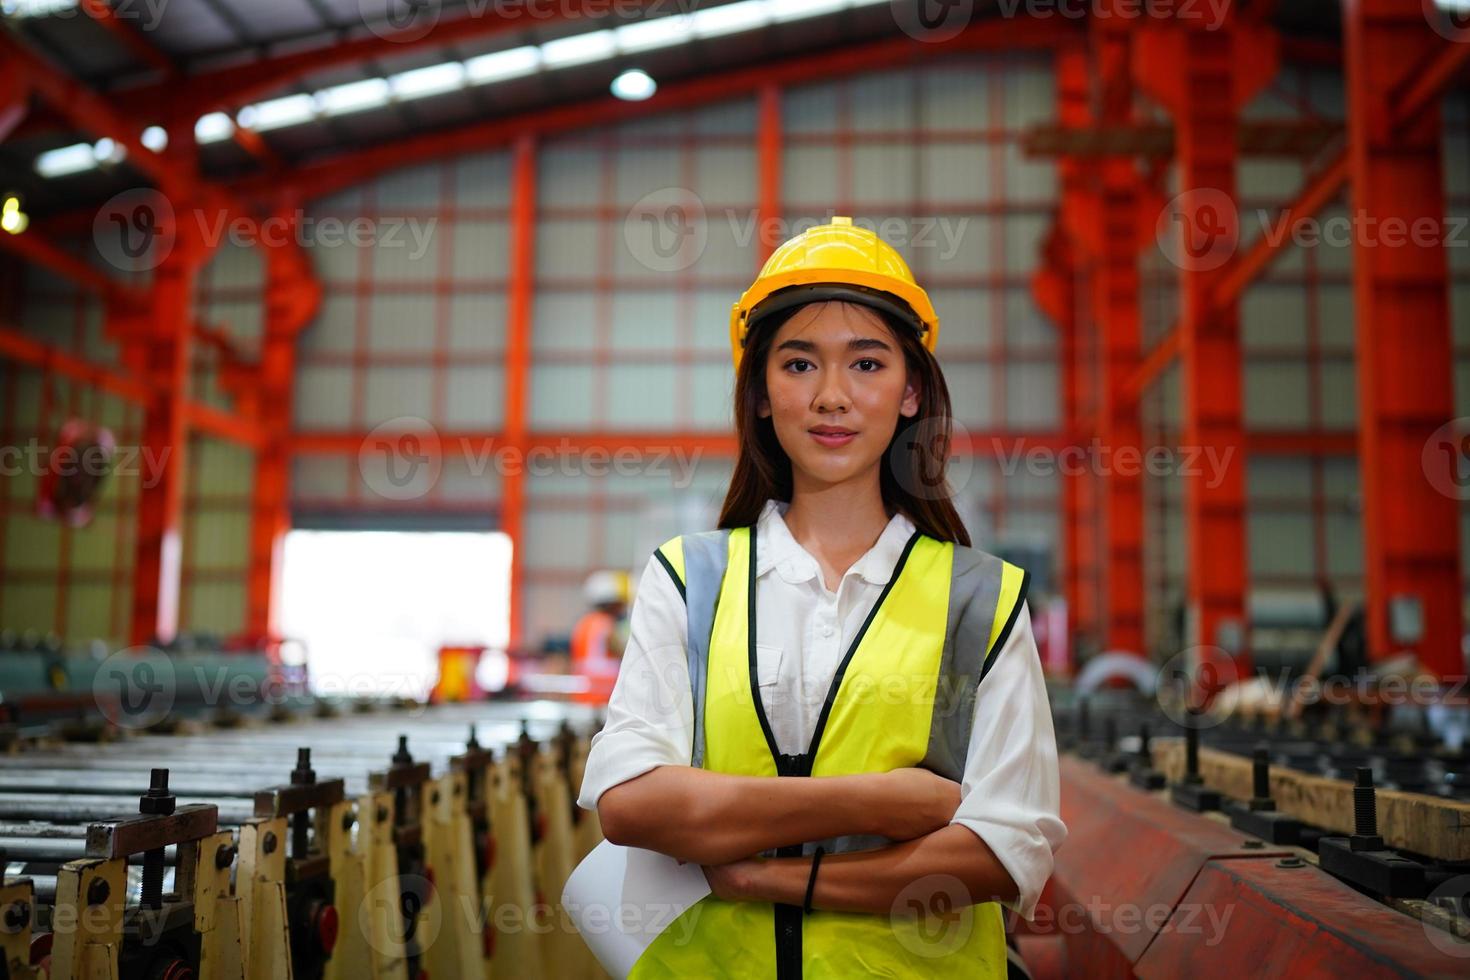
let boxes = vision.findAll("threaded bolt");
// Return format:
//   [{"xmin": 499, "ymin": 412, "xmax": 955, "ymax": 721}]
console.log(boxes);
[
  {"xmin": 1184, "ymin": 719, "xmax": 1200, "ymax": 778},
  {"xmin": 1138, "ymin": 723, "xmax": 1152, "ymax": 765},
  {"xmin": 1252, "ymin": 746, "xmax": 1269, "ymax": 800},
  {"xmin": 138, "ymin": 769, "xmax": 173, "ymax": 910},
  {"xmin": 1354, "ymin": 767, "xmax": 1377, "ymax": 838},
  {"xmin": 291, "ymin": 748, "xmax": 315, "ymax": 860}
]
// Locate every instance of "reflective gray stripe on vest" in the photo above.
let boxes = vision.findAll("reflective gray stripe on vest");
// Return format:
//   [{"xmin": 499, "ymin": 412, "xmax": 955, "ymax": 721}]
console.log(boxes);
[
  {"xmin": 921, "ymin": 544, "xmax": 1005, "ymax": 782},
  {"xmin": 681, "ymin": 529, "xmax": 730, "ymax": 769},
  {"xmin": 680, "ymin": 533, "xmax": 1004, "ymax": 853}
]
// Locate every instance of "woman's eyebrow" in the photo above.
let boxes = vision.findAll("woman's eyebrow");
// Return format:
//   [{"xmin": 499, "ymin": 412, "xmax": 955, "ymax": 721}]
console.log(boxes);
[{"xmin": 774, "ymin": 337, "xmax": 893, "ymax": 353}]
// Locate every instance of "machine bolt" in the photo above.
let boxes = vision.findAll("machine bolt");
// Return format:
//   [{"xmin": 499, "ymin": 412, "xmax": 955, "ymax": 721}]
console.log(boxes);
[
  {"xmin": 263, "ymin": 832, "xmax": 278, "ymax": 855},
  {"xmin": 1354, "ymin": 767, "xmax": 1378, "ymax": 838},
  {"xmin": 291, "ymin": 748, "xmax": 316, "ymax": 859},
  {"xmin": 1276, "ymin": 856, "xmax": 1305, "ymax": 869},
  {"xmin": 1253, "ymin": 747, "xmax": 1270, "ymax": 799},
  {"xmin": 139, "ymin": 769, "xmax": 174, "ymax": 909},
  {"xmin": 1183, "ymin": 717, "xmax": 1201, "ymax": 782},
  {"xmin": 342, "ymin": 809, "xmax": 357, "ymax": 832},
  {"xmin": 215, "ymin": 844, "xmax": 237, "ymax": 870},
  {"xmin": 392, "ymin": 735, "xmax": 414, "ymax": 767}
]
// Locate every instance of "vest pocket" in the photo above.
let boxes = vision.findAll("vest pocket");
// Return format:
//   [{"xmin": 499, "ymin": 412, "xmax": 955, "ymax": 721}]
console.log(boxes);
[{"xmin": 754, "ymin": 643, "xmax": 785, "ymax": 688}]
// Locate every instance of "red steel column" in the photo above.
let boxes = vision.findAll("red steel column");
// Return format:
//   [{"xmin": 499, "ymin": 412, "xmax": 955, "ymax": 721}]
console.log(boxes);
[
  {"xmin": 1134, "ymin": 14, "xmax": 1277, "ymax": 678},
  {"xmin": 128, "ymin": 203, "xmax": 203, "ymax": 647},
  {"xmin": 246, "ymin": 207, "xmax": 321, "ymax": 640},
  {"xmin": 756, "ymin": 84, "xmax": 782, "ymax": 267},
  {"xmin": 503, "ymin": 135, "xmax": 536, "ymax": 650},
  {"xmin": 1093, "ymin": 16, "xmax": 1146, "ymax": 656},
  {"xmin": 1035, "ymin": 45, "xmax": 1093, "ymax": 649},
  {"xmin": 1343, "ymin": 0, "xmax": 1462, "ymax": 674}
]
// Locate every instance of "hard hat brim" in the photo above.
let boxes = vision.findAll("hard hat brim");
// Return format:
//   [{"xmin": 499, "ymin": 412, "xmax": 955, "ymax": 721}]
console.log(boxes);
[{"xmin": 743, "ymin": 283, "xmax": 928, "ymax": 351}]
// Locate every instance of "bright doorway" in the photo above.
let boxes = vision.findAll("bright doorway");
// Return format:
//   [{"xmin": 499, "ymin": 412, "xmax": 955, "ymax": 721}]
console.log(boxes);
[{"xmin": 279, "ymin": 530, "xmax": 512, "ymax": 699}]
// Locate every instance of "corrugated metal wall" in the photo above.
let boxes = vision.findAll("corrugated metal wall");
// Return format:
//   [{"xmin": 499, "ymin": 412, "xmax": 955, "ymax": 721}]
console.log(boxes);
[{"xmin": 1, "ymin": 56, "xmax": 1465, "ymax": 657}]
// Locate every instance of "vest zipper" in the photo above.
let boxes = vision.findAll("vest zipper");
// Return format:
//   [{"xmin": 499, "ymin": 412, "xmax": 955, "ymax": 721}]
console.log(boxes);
[
  {"xmin": 773, "ymin": 752, "xmax": 807, "ymax": 980},
  {"xmin": 744, "ymin": 526, "xmax": 919, "ymax": 979}
]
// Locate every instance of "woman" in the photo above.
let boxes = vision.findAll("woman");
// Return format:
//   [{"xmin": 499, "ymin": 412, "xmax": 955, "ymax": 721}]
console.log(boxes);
[{"xmin": 577, "ymin": 217, "xmax": 1066, "ymax": 977}]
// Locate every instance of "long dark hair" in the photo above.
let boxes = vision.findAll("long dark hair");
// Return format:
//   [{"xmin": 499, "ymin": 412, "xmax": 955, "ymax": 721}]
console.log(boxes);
[{"xmin": 717, "ymin": 302, "xmax": 971, "ymax": 546}]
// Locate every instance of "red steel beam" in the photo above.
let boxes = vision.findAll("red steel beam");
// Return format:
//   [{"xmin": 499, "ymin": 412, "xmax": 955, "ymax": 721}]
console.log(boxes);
[
  {"xmin": 0, "ymin": 224, "xmax": 141, "ymax": 304},
  {"xmin": 1144, "ymin": 21, "xmax": 1467, "ymax": 391},
  {"xmin": 502, "ymin": 135, "xmax": 536, "ymax": 650},
  {"xmin": 0, "ymin": 321, "xmax": 150, "ymax": 403},
  {"xmin": 1343, "ymin": 0, "xmax": 1461, "ymax": 674},
  {"xmin": 1039, "ymin": 43, "xmax": 1097, "ymax": 650},
  {"xmin": 79, "ymin": 0, "xmax": 176, "ymax": 78},
  {"xmin": 0, "ymin": 71, "xmax": 29, "ymax": 143},
  {"xmin": 0, "ymin": 31, "xmax": 192, "ymax": 197},
  {"xmin": 236, "ymin": 17, "xmax": 1079, "ymax": 205},
  {"xmin": 246, "ymin": 209, "xmax": 320, "ymax": 639},
  {"xmin": 128, "ymin": 216, "xmax": 206, "ymax": 647},
  {"xmin": 1134, "ymin": 15, "xmax": 1278, "ymax": 678},
  {"xmin": 756, "ymin": 84, "xmax": 782, "ymax": 269},
  {"xmin": 1091, "ymin": 12, "xmax": 1147, "ymax": 657}
]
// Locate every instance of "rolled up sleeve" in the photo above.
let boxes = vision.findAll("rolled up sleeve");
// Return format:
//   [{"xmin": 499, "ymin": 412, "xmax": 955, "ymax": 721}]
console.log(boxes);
[
  {"xmin": 950, "ymin": 604, "xmax": 1067, "ymax": 922},
  {"xmin": 576, "ymin": 552, "xmax": 695, "ymax": 811}
]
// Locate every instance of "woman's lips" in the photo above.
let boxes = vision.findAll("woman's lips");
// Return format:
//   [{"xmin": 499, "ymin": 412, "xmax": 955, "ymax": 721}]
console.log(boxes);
[{"xmin": 809, "ymin": 428, "xmax": 857, "ymax": 448}]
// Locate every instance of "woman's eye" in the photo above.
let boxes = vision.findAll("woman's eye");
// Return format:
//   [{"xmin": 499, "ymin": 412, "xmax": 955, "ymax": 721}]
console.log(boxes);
[
  {"xmin": 854, "ymin": 358, "xmax": 882, "ymax": 372},
  {"xmin": 784, "ymin": 359, "xmax": 814, "ymax": 373}
]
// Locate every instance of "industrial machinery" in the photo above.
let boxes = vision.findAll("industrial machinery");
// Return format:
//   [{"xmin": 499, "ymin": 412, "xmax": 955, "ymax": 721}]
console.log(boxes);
[
  {"xmin": 1030, "ymin": 691, "xmax": 1470, "ymax": 976},
  {"xmin": 0, "ymin": 700, "xmax": 604, "ymax": 980}
]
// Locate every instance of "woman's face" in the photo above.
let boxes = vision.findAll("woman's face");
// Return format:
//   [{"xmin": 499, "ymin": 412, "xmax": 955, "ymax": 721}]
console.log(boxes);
[{"xmin": 758, "ymin": 301, "xmax": 920, "ymax": 488}]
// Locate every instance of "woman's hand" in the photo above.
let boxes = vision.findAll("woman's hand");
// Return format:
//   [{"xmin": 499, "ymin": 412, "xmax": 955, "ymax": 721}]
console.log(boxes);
[
  {"xmin": 703, "ymin": 859, "xmax": 760, "ymax": 901},
  {"xmin": 874, "ymin": 768, "xmax": 962, "ymax": 841}
]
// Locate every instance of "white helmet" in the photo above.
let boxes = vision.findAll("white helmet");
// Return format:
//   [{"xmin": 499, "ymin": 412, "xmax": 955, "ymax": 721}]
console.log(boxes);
[{"xmin": 584, "ymin": 570, "xmax": 630, "ymax": 607}]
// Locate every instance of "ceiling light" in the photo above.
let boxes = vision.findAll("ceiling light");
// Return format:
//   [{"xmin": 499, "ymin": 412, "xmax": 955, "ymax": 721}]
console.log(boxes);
[
  {"xmin": 611, "ymin": 69, "xmax": 657, "ymax": 102},
  {"xmin": 465, "ymin": 46, "xmax": 541, "ymax": 84},
  {"xmin": 141, "ymin": 126, "xmax": 168, "ymax": 152},
  {"xmin": 35, "ymin": 143, "xmax": 96, "ymax": 178},
  {"xmin": 541, "ymin": 30, "xmax": 616, "ymax": 68},
  {"xmin": 195, "ymin": 112, "xmax": 235, "ymax": 144},
  {"xmin": 316, "ymin": 78, "xmax": 392, "ymax": 116},
  {"xmin": 391, "ymin": 62, "xmax": 467, "ymax": 99}
]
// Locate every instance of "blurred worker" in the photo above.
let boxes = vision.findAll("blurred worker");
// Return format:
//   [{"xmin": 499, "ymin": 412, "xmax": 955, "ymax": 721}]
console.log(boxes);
[{"xmin": 570, "ymin": 569, "xmax": 630, "ymax": 703}]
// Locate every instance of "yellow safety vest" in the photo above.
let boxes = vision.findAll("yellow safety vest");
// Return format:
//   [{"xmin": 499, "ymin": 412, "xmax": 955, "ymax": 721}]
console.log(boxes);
[{"xmin": 630, "ymin": 523, "xmax": 1030, "ymax": 979}]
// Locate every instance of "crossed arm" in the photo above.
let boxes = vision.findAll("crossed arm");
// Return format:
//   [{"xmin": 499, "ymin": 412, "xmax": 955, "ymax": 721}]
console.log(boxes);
[{"xmin": 596, "ymin": 765, "xmax": 1020, "ymax": 915}]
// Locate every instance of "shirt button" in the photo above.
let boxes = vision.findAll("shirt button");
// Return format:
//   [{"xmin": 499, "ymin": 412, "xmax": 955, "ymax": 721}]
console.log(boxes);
[{"xmin": 820, "ymin": 624, "xmax": 834, "ymax": 638}]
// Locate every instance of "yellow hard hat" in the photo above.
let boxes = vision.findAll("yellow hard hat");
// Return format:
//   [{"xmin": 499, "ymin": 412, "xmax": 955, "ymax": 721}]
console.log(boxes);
[{"xmin": 728, "ymin": 216, "xmax": 939, "ymax": 372}]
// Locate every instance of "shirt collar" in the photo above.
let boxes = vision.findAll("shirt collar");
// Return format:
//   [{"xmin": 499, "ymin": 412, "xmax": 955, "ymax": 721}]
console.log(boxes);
[{"xmin": 754, "ymin": 498, "xmax": 916, "ymax": 587}]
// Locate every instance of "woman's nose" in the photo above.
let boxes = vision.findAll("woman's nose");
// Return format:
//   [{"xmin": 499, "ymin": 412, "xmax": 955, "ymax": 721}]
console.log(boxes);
[{"xmin": 813, "ymin": 374, "xmax": 850, "ymax": 414}]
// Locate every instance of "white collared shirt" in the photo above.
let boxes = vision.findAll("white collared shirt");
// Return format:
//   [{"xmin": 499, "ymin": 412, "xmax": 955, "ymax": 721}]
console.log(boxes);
[{"xmin": 577, "ymin": 498, "xmax": 1067, "ymax": 921}]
